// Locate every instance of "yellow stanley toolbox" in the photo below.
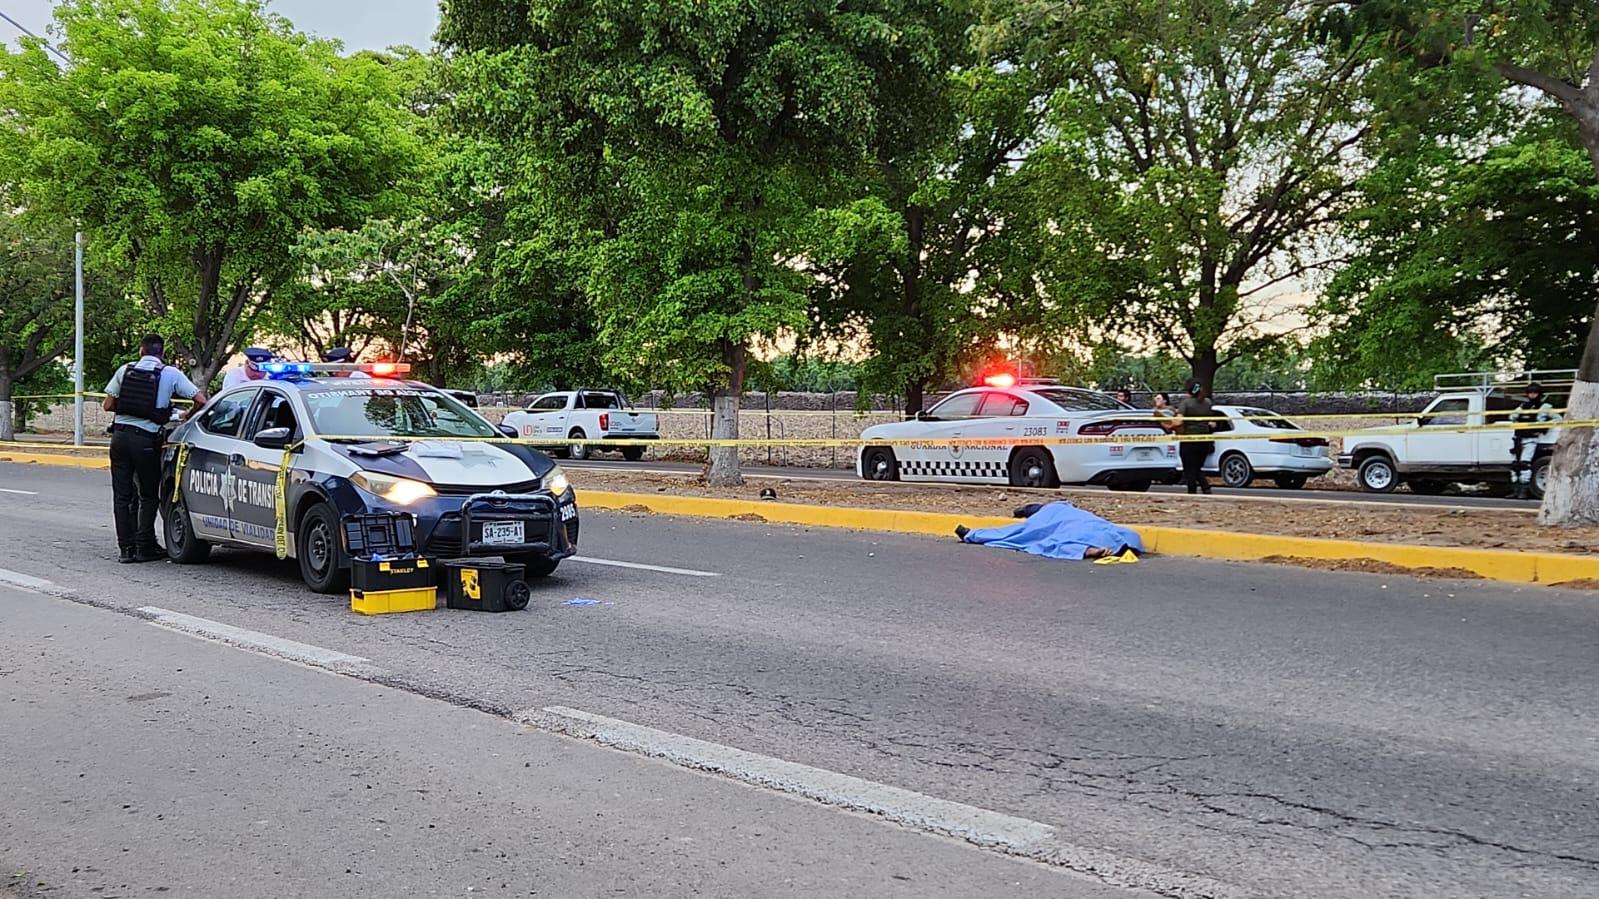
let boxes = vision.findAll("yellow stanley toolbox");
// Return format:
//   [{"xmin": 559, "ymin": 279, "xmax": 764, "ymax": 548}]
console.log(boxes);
[{"xmin": 350, "ymin": 585, "xmax": 438, "ymax": 616}]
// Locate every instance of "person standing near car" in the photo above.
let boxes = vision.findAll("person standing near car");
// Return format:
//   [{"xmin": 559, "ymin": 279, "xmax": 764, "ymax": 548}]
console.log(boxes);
[
  {"xmin": 103, "ymin": 335, "xmax": 208, "ymax": 563},
  {"xmin": 1172, "ymin": 380, "xmax": 1215, "ymax": 494},
  {"xmin": 1509, "ymin": 382, "xmax": 1560, "ymax": 500}
]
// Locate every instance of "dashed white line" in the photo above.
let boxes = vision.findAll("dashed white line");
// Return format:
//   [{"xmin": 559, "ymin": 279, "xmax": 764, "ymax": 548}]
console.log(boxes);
[
  {"xmin": 0, "ymin": 566, "xmax": 54, "ymax": 593},
  {"xmin": 138, "ymin": 607, "xmax": 376, "ymax": 673},
  {"xmin": 0, "ymin": 487, "xmax": 38, "ymax": 495},
  {"xmin": 569, "ymin": 557, "xmax": 720, "ymax": 577},
  {"xmin": 520, "ymin": 705, "xmax": 1238, "ymax": 898}
]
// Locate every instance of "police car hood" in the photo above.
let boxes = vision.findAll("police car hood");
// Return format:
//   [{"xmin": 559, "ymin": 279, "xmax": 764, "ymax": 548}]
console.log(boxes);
[{"xmin": 328, "ymin": 440, "xmax": 553, "ymax": 487}]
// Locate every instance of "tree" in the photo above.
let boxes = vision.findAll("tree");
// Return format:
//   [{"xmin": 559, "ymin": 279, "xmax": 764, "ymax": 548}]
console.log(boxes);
[
  {"xmin": 990, "ymin": 0, "xmax": 1373, "ymax": 391},
  {"xmin": 1316, "ymin": 1, "xmax": 1599, "ymax": 523},
  {"xmin": 0, "ymin": 212, "xmax": 77, "ymax": 441},
  {"xmin": 1312, "ymin": 114, "xmax": 1593, "ymax": 389},
  {"xmin": 0, "ymin": 0, "xmax": 418, "ymax": 387},
  {"xmin": 444, "ymin": 0, "xmax": 956, "ymax": 484},
  {"xmin": 805, "ymin": 5, "xmax": 1044, "ymax": 415}
]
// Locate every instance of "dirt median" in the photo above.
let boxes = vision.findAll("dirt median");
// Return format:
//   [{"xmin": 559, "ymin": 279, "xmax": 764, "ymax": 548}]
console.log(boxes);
[{"xmin": 567, "ymin": 468, "xmax": 1599, "ymax": 556}]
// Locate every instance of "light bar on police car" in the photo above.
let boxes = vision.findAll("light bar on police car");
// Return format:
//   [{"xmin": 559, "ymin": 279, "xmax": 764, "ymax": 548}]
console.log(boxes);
[
  {"xmin": 310, "ymin": 362, "xmax": 411, "ymax": 376},
  {"xmin": 260, "ymin": 362, "xmax": 313, "ymax": 378}
]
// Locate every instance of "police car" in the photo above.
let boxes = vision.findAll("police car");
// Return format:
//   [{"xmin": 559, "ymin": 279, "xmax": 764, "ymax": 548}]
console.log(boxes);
[
  {"xmin": 158, "ymin": 363, "xmax": 579, "ymax": 593},
  {"xmin": 858, "ymin": 379, "xmax": 1179, "ymax": 490}
]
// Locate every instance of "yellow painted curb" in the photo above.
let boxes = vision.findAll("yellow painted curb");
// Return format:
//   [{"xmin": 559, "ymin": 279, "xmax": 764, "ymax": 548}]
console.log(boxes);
[
  {"xmin": 0, "ymin": 451, "xmax": 109, "ymax": 470},
  {"xmin": 580, "ymin": 490, "xmax": 1599, "ymax": 588}
]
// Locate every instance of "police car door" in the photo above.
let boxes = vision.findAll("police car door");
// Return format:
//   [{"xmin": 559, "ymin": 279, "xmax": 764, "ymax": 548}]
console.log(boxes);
[
  {"xmin": 228, "ymin": 388, "xmax": 300, "ymax": 546},
  {"xmin": 182, "ymin": 388, "xmax": 259, "ymax": 541},
  {"xmin": 970, "ymin": 392, "xmax": 1031, "ymax": 482},
  {"xmin": 916, "ymin": 392, "xmax": 983, "ymax": 481}
]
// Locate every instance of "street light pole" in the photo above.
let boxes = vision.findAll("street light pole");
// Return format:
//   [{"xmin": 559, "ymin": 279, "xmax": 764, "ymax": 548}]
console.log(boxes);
[{"xmin": 73, "ymin": 228, "xmax": 85, "ymax": 446}]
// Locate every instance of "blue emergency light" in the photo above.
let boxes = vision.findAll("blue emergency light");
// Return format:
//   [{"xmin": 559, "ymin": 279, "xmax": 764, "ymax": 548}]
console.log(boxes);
[{"xmin": 261, "ymin": 362, "xmax": 314, "ymax": 378}]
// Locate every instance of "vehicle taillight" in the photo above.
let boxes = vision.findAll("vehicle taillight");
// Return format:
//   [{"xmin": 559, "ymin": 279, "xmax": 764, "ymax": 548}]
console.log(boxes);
[
  {"xmin": 1270, "ymin": 437, "xmax": 1329, "ymax": 447},
  {"xmin": 1078, "ymin": 419, "xmax": 1150, "ymax": 435},
  {"xmin": 599, "ymin": 413, "xmax": 610, "ymax": 431}
]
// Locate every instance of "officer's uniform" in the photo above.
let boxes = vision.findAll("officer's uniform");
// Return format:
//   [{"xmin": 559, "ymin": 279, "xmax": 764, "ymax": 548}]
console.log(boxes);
[
  {"xmin": 1510, "ymin": 389, "xmax": 1561, "ymax": 498},
  {"xmin": 104, "ymin": 357, "xmax": 200, "ymax": 559},
  {"xmin": 1175, "ymin": 393, "xmax": 1216, "ymax": 495},
  {"xmin": 221, "ymin": 348, "xmax": 276, "ymax": 391}
]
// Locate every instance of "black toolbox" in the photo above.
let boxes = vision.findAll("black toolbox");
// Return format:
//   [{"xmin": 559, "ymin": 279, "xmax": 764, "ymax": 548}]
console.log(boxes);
[
  {"xmin": 441, "ymin": 559, "xmax": 531, "ymax": 612},
  {"xmin": 343, "ymin": 512, "xmax": 437, "ymax": 594}
]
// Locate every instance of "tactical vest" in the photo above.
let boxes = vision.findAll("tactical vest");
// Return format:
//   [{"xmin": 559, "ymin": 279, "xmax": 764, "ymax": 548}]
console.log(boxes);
[{"xmin": 118, "ymin": 364, "xmax": 172, "ymax": 424}]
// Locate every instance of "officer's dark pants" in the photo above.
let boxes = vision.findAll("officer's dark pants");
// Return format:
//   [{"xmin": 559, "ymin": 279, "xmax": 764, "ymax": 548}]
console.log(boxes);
[
  {"xmin": 1179, "ymin": 440, "xmax": 1213, "ymax": 493},
  {"xmin": 110, "ymin": 426, "xmax": 163, "ymax": 553}
]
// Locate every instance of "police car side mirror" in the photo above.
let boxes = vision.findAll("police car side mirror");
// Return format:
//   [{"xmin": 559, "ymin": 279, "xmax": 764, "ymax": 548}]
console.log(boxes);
[
  {"xmin": 254, "ymin": 427, "xmax": 293, "ymax": 450},
  {"xmin": 914, "ymin": 411, "xmax": 933, "ymax": 422},
  {"xmin": 497, "ymin": 424, "xmax": 518, "ymax": 439}
]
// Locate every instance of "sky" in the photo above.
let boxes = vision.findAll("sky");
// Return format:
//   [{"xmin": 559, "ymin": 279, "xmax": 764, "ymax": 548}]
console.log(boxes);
[{"xmin": 1, "ymin": 0, "xmax": 441, "ymax": 52}]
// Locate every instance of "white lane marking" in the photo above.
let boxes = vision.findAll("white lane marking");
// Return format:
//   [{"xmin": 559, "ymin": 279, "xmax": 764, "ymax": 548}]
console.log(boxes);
[
  {"xmin": 0, "ymin": 487, "xmax": 39, "ymax": 495},
  {"xmin": 138, "ymin": 607, "xmax": 374, "ymax": 672},
  {"xmin": 0, "ymin": 567, "xmax": 54, "ymax": 592},
  {"xmin": 519, "ymin": 706, "xmax": 1238, "ymax": 899},
  {"xmin": 569, "ymin": 556, "xmax": 720, "ymax": 577}
]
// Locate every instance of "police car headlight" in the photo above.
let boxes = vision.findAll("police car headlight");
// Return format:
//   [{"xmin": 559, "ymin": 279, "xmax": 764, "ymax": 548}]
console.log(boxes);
[
  {"xmin": 351, "ymin": 471, "xmax": 437, "ymax": 505},
  {"xmin": 544, "ymin": 465, "xmax": 570, "ymax": 497}
]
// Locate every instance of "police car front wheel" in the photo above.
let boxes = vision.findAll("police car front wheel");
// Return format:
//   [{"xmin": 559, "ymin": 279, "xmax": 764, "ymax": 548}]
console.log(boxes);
[
  {"xmin": 297, "ymin": 502, "xmax": 350, "ymax": 594},
  {"xmin": 163, "ymin": 497, "xmax": 211, "ymax": 564}
]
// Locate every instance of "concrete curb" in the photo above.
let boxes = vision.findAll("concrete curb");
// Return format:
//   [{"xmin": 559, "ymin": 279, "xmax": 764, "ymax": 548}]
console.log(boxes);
[
  {"xmin": 0, "ymin": 451, "xmax": 108, "ymax": 469},
  {"xmin": 579, "ymin": 490, "xmax": 1599, "ymax": 588}
]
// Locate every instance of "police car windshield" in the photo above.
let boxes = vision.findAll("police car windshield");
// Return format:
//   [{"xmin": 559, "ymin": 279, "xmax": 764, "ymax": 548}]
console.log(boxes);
[
  {"xmin": 1030, "ymin": 388, "xmax": 1126, "ymax": 412},
  {"xmin": 304, "ymin": 387, "xmax": 498, "ymax": 439}
]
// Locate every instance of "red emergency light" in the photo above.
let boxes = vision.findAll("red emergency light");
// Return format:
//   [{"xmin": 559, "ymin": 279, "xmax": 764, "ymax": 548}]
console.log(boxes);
[
  {"xmin": 984, "ymin": 372, "xmax": 1018, "ymax": 389},
  {"xmin": 370, "ymin": 362, "xmax": 399, "ymax": 377}
]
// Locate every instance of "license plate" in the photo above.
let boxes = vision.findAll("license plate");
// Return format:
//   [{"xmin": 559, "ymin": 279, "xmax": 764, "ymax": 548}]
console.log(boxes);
[
  {"xmin": 480, "ymin": 521, "xmax": 525, "ymax": 546},
  {"xmin": 1296, "ymin": 446, "xmax": 1317, "ymax": 457},
  {"xmin": 1133, "ymin": 448, "xmax": 1156, "ymax": 460}
]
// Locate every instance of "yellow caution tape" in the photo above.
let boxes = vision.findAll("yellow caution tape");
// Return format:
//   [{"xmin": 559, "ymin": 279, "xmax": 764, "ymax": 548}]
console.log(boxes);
[
  {"xmin": 307, "ymin": 417, "xmax": 1599, "ymax": 450},
  {"xmin": 171, "ymin": 443, "xmax": 190, "ymax": 503},
  {"xmin": 274, "ymin": 443, "xmax": 298, "ymax": 560}
]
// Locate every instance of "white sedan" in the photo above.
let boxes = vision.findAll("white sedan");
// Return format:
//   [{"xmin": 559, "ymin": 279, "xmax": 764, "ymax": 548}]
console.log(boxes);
[
  {"xmin": 857, "ymin": 384, "xmax": 1178, "ymax": 491},
  {"xmin": 1204, "ymin": 406, "xmax": 1333, "ymax": 489}
]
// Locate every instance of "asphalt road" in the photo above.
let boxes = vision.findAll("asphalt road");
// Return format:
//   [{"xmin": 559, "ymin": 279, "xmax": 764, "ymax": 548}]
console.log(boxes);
[
  {"xmin": 563, "ymin": 457, "xmax": 1536, "ymax": 511},
  {"xmin": 2, "ymin": 462, "xmax": 1597, "ymax": 898}
]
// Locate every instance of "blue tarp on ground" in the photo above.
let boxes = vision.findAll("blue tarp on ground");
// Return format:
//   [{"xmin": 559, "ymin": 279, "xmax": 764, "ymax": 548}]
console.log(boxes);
[{"xmin": 960, "ymin": 501, "xmax": 1144, "ymax": 561}]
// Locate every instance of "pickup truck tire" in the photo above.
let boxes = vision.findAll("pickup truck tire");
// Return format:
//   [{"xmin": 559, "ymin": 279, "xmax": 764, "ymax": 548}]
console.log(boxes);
[
  {"xmin": 1219, "ymin": 452, "xmax": 1254, "ymax": 488},
  {"xmin": 1532, "ymin": 455, "xmax": 1551, "ymax": 500},
  {"xmin": 1357, "ymin": 456, "xmax": 1399, "ymax": 493},
  {"xmin": 622, "ymin": 446, "xmax": 645, "ymax": 462},
  {"xmin": 568, "ymin": 429, "xmax": 591, "ymax": 462}
]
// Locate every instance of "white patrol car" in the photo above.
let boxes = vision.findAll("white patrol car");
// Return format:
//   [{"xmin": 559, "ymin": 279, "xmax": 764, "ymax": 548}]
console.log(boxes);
[
  {"xmin": 857, "ymin": 381, "xmax": 1178, "ymax": 491},
  {"xmin": 159, "ymin": 362, "xmax": 579, "ymax": 594}
]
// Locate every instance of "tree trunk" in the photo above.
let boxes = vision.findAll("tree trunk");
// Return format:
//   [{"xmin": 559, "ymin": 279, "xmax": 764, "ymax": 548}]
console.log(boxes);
[
  {"xmin": 706, "ymin": 341, "xmax": 746, "ymax": 487},
  {"xmin": 1539, "ymin": 110, "xmax": 1599, "ymax": 526},
  {"xmin": 904, "ymin": 379, "xmax": 926, "ymax": 418},
  {"xmin": 1190, "ymin": 348, "xmax": 1220, "ymax": 395},
  {"xmin": 0, "ymin": 375, "xmax": 11, "ymax": 442}
]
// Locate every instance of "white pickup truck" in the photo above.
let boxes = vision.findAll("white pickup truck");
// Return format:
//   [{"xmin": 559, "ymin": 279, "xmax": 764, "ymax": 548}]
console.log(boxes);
[
  {"xmin": 500, "ymin": 390, "xmax": 660, "ymax": 461},
  {"xmin": 1338, "ymin": 372, "xmax": 1568, "ymax": 498}
]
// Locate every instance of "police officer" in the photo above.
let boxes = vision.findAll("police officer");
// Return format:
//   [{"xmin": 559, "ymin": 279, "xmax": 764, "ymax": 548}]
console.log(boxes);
[
  {"xmin": 1173, "ymin": 380, "xmax": 1216, "ymax": 495},
  {"xmin": 102, "ymin": 334, "xmax": 208, "ymax": 563},
  {"xmin": 1510, "ymin": 382, "xmax": 1560, "ymax": 500},
  {"xmin": 221, "ymin": 347, "xmax": 276, "ymax": 390}
]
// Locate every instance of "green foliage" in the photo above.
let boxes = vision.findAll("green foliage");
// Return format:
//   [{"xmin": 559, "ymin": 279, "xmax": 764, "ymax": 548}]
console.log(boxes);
[
  {"xmin": 0, "ymin": 211, "xmax": 77, "ymax": 398},
  {"xmin": 0, "ymin": 0, "xmax": 420, "ymax": 383},
  {"xmin": 748, "ymin": 355, "xmax": 865, "ymax": 394},
  {"xmin": 444, "ymin": 0, "xmax": 959, "ymax": 406},
  {"xmin": 992, "ymin": 0, "xmax": 1374, "ymax": 390},
  {"xmin": 1312, "ymin": 113, "xmax": 1593, "ymax": 388}
]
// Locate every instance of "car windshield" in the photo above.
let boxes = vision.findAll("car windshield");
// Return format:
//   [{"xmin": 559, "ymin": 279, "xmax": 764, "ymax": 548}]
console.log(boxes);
[
  {"xmin": 304, "ymin": 387, "xmax": 499, "ymax": 439},
  {"xmin": 1239, "ymin": 408, "xmax": 1300, "ymax": 430},
  {"xmin": 1031, "ymin": 388, "xmax": 1126, "ymax": 412}
]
